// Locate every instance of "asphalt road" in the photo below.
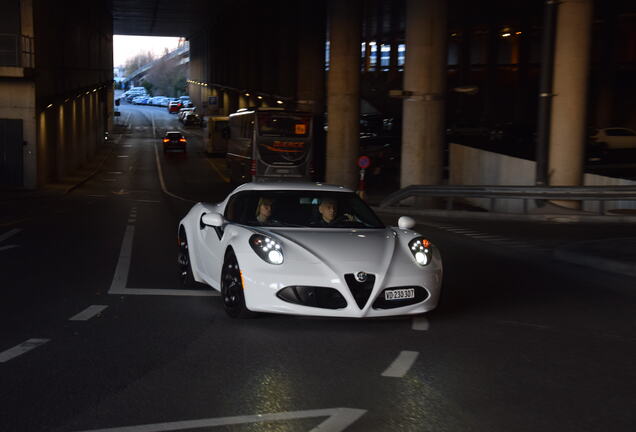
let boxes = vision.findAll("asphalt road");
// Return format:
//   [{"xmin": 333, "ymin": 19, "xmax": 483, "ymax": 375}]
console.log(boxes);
[{"xmin": 1, "ymin": 102, "xmax": 634, "ymax": 432}]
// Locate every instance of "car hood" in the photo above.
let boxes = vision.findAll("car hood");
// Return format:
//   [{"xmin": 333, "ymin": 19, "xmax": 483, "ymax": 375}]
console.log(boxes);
[{"xmin": 265, "ymin": 227, "xmax": 398, "ymax": 275}]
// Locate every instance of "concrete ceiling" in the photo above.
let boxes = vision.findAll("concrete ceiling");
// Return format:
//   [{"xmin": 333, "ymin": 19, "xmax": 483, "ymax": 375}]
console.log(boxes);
[{"xmin": 111, "ymin": 0, "xmax": 214, "ymax": 37}]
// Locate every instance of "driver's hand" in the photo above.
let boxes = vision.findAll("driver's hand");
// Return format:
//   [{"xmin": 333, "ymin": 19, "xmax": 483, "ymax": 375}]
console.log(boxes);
[{"xmin": 343, "ymin": 213, "xmax": 356, "ymax": 221}]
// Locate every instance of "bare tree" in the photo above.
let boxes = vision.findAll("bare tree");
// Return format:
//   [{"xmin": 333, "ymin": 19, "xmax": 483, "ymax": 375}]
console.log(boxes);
[{"xmin": 124, "ymin": 51, "xmax": 155, "ymax": 76}]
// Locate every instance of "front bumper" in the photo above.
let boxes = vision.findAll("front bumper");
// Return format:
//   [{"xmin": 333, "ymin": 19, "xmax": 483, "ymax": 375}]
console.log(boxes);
[{"xmin": 238, "ymin": 254, "xmax": 442, "ymax": 318}]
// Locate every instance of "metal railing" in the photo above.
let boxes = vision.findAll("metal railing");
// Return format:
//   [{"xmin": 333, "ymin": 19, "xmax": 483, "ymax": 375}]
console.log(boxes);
[
  {"xmin": 379, "ymin": 185, "xmax": 636, "ymax": 215},
  {"xmin": 0, "ymin": 34, "xmax": 34, "ymax": 68}
]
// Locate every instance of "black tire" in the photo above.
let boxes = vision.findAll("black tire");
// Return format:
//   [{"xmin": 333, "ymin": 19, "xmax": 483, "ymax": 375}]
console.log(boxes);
[
  {"xmin": 221, "ymin": 250, "xmax": 253, "ymax": 318},
  {"xmin": 177, "ymin": 229, "xmax": 196, "ymax": 288}
]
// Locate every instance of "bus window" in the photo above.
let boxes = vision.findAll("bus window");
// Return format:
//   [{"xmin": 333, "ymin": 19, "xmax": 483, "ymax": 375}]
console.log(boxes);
[{"xmin": 258, "ymin": 113, "xmax": 311, "ymax": 138}]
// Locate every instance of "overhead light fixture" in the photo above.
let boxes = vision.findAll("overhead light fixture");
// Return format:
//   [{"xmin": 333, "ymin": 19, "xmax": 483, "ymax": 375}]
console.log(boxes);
[
  {"xmin": 245, "ymin": 92, "xmax": 250, "ymax": 97},
  {"xmin": 276, "ymin": 100, "xmax": 283, "ymax": 105},
  {"xmin": 501, "ymin": 32, "xmax": 511, "ymax": 38},
  {"xmin": 46, "ymin": 104, "xmax": 53, "ymax": 109},
  {"xmin": 257, "ymin": 95, "xmax": 263, "ymax": 100}
]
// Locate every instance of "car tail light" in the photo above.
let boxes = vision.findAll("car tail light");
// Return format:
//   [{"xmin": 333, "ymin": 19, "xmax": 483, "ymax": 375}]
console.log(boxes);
[
  {"xmin": 163, "ymin": 138, "xmax": 169, "ymax": 142},
  {"xmin": 250, "ymin": 159, "xmax": 256, "ymax": 176},
  {"xmin": 179, "ymin": 138, "xmax": 186, "ymax": 142}
]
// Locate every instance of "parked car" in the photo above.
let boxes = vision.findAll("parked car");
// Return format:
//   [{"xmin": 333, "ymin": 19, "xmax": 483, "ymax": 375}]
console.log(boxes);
[
  {"xmin": 179, "ymin": 96, "xmax": 194, "ymax": 107},
  {"xmin": 168, "ymin": 101, "xmax": 182, "ymax": 113},
  {"xmin": 177, "ymin": 182, "xmax": 443, "ymax": 318},
  {"xmin": 162, "ymin": 131, "xmax": 187, "ymax": 153},
  {"xmin": 183, "ymin": 113, "xmax": 203, "ymax": 126},
  {"xmin": 178, "ymin": 107, "xmax": 196, "ymax": 122},
  {"xmin": 591, "ymin": 127, "xmax": 636, "ymax": 150}
]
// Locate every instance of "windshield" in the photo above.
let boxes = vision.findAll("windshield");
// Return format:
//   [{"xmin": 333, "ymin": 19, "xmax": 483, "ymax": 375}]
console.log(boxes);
[
  {"xmin": 257, "ymin": 113, "xmax": 311, "ymax": 137},
  {"xmin": 224, "ymin": 191, "xmax": 385, "ymax": 229}
]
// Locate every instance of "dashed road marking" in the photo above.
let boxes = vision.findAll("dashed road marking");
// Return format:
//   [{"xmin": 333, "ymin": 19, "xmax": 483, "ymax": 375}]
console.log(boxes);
[
  {"xmin": 381, "ymin": 350, "xmax": 419, "ymax": 377},
  {"xmin": 412, "ymin": 316, "xmax": 430, "ymax": 331},
  {"xmin": 0, "ymin": 338, "xmax": 50, "ymax": 363},
  {"xmin": 0, "ymin": 228, "xmax": 21, "ymax": 243},
  {"xmin": 73, "ymin": 407, "xmax": 367, "ymax": 432},
  {"xmin": 69, "ymin": 305, "xmax": 108, "ymax": 321}
]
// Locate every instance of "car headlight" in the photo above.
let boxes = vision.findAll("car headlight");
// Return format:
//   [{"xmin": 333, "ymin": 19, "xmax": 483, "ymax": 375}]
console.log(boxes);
[
  {"xmin": 408, "ymin": 237, "xmax": 433, "ymax": 266},
  {"xmin": 250, "ymin": 234, "xmax": 284, "ymax": 265}
]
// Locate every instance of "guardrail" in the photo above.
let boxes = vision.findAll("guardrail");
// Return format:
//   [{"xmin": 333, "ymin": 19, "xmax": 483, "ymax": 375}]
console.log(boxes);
[
  {"xmin": 379, "ymin": 185, "xmax": 636, "ymax": 215},
  {"xmin": 0, "ymin": 33, "xmax": 34, "ymax": 68}
]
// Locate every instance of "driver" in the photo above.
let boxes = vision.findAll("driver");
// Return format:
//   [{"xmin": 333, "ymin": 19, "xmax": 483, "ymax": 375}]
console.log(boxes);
[
  {"xmin": 317, "ymin": 197, "xmax": 338, "ymax": 225},
  {"xmin": 314, "ymin": 197, "xmax": 357, "ymax": 226}
]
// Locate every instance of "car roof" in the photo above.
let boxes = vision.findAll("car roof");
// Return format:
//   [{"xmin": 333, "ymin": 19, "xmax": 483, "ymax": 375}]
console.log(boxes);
[
  {"xmin": 165, "ymin": 131, "xmax": 182, "ymax": 135},
  {"xmin": 231, "ymin": 182, "xmax": 353, "ymax": 194}
]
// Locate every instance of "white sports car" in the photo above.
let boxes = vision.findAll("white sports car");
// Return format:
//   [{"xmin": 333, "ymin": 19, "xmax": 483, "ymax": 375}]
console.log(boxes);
[{"xmin": 177, "ymin": 182, "xmax": 442, "ymax": 318}]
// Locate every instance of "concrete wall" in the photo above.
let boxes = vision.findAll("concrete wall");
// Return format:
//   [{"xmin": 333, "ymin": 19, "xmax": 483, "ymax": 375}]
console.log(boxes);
[
  {"xmin": 0, "ymin": 81, "xmax": 37, "ymax": 188},
  {"xmin": 450, "ymin": 143, "xmax": 636, "ymax": 213},
  {"xmin": 28, "ymin": 0, "xmax": 113, "ymax": 186}
]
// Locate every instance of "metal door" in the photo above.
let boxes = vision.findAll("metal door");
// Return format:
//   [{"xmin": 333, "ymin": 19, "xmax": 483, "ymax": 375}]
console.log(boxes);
[{"xmin": 0, "ymin": 119, "xmax": 23, "ymax": 187}]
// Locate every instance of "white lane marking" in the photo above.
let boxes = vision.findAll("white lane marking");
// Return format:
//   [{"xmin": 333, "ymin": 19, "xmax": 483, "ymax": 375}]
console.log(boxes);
[
  {"xmin": 108, "ymin": 224, "xmax": 217, "ymax": 297},
  {"xmin": 0, "ymin": 228, "xmax": 21, "ymax": 243},
  {"xmin": 153, "ymin": 142, "xmax": 193, "ymax": 202},
  {"xmin": 109, "ymin": 287, "xmax": 218, "ymax": 297},
  {"xmin": 117, "ymin": 155, "xmax": 129, "ymax": 158},
  {"xmin": 69, "ymin": 305, "xmax": 108, "ymax": 321},
  {"xmin": 381, "ymin": 350, "xmax": 419, "ymax": 378},
  {"xmin": 109, "ymin": 225, "xmax": 135, "ymax": 293},
  {"xmin": 73, "ymin": 407, "xmax": 366, "ymax": 432},
  {"xmin": 0, "ymin": 245, "xmax": 19, "ymax": 252},
  {"xmin": 0, "ymin": 338, "xmax": 50, "ymax": 363},
  {"xmin": 412, "ymin": 316, "xmax": 430, "ymax": 331},
  {"xmin": 107, "ymin": 171, "xmax": 123, "ymax": 175}
]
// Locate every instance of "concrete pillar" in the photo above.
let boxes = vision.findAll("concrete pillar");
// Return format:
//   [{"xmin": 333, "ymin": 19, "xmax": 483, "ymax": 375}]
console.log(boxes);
[
  {"xmin": 548, "ymin": 0, "xmax": 593, "ymax": 194},
  {"xmin": 326, "ymin": 0, "xmax": 362, "ymax": 189},
  {"xmin": 400, "ymin": 0, "xmax": 447, "ymax": 189}
]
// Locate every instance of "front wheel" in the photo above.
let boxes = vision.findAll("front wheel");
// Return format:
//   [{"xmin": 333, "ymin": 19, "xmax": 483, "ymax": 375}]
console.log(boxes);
[
  {"xmin": 177, "ymin": 230, "xmax": 196, "ymax": 288},
  {"xmin": 221, "ymin": 250, "xmax": 253, "ymax": 318}
]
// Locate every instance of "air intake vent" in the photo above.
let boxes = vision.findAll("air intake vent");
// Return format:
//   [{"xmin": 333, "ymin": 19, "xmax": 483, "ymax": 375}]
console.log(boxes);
[{"xmin": 344, "ymin": 273, "xmax": 375, "ymax": 309}]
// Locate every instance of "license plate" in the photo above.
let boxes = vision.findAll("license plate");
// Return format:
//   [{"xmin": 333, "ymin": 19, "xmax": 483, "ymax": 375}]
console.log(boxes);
[
  {"xmin": 384, "ymin": 288, "xmax": 415, "ymax": 300},
  {"xmin": 276, "ymin": 169, "xmax": 290, "ymax": 174}
]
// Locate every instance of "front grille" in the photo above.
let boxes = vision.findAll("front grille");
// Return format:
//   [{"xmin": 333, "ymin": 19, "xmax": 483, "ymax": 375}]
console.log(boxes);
[
  {"xmin": 277, "ymin": 286, "xmax": 347, "ymax": 309},
  {"xmin": 372, "ymin": 286, "xmax": 429, "ymax": 309},
  {"xmin": 344, "ymin": 273, "xmax": 376, "ymax": 309}
]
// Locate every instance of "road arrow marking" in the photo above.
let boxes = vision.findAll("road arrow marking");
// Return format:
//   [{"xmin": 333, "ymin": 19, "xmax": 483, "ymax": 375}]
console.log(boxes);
[{"xmin": 74, "ymin": 407, "xmax": 366, "ymax": 432}]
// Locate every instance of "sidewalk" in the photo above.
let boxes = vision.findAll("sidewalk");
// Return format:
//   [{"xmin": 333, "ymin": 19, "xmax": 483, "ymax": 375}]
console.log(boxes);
[
  {"xmin": 553, "ymin": 238, "xmax": 636, "ymax": 278},
  {"xmin": 368, "ymin": 188, "xmax": 636, "ymax": 280}
]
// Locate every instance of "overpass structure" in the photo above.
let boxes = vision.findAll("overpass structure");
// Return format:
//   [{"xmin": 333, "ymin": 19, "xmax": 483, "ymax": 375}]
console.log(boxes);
[
  {"xmin": 124, "ymin": 43, "xmax": 189, "ymax": 88},
  {"xmin": 0, "ymin": 0, "xmax": 634, "ymax": 195}
]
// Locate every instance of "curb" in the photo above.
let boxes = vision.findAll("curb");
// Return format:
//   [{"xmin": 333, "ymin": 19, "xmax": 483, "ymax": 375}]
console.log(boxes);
[
  {"xmin": 553, "ymin": 248, "xmax": 636, "ymax": 278},
  {"xmin": 64, "ymin": 135, "xmax": 121, "ymax": 195},
  {"xmin": 372, "ymin": 206, "xmax": 636, "ymax": 224}
]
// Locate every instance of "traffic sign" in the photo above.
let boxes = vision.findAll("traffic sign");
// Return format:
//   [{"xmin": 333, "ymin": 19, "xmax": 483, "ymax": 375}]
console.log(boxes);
[{"xmin": 357, "ymin": 155, "xmax": 371, "ymax": 169}]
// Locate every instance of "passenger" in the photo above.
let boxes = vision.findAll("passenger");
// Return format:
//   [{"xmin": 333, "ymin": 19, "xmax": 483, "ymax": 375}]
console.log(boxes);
[{"xmin": 255, "ymin": 197, "xmax": 274, "ymax": 224}]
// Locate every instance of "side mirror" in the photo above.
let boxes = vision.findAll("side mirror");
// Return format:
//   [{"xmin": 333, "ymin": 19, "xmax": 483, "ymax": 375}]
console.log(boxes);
[
  {"xmin": 397, "ymin": 216, "xmax": 415, "ymax": 230},
  {"xmin": 201, "ymin": 212, "xmax": 225, "ymax": 227}
]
